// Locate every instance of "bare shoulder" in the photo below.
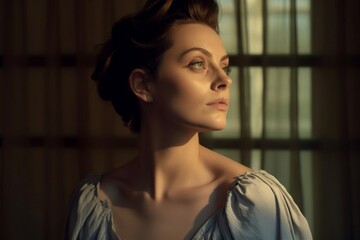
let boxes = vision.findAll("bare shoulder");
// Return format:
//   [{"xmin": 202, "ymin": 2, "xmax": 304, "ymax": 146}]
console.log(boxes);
[
  {"xmin": 200, "ymin": 145, "xmax": 252, "ymax": 182},
  {"xmin": 98, "ymin": 161, "xmax": 134, "ymax": 204}
]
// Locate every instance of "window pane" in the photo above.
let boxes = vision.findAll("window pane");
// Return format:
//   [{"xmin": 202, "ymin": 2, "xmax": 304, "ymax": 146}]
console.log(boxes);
[
  {"xmin": 212, "ymin": 67, "xmax": 240, "ymax": 138},
  {"xmin": 219, "ymin": 0, "xmax": 238, "ymax": 54},
  {"xmin": 241, "ymin": 0, "xmax": 310, "ymax": 54},
  {"xmin": 249, "ymin": 67, "xmax": 263, "ymax": 138},
  {"xmin": 61, "ymin": 68, "xmax": 78, "ymax": 136},
  {"xmin": 263, "ymin": 150, "xmax": 291, "ymax": 190},
  {"xmin": 265, "ymin": 67, "xmax": 291, "ymax": 138},
  {"xmin": 245, "ymin": 0, "xmax": 263, "ymax": 54},
  {"xmin": 267, "ymin": 0, "xmax": 291, "ymax": 54},
  {"xmin": 250, "ymin": 150, "xmax": 262, "ymax": 170},
  {"xmin": 297, "ymin": 0, "xmax": 311, "ymax": 53},
  {"xmin": 298, "ymin": 67, "xmax": 312, "ymax": 138},
  {"xmin": 28, "ymin": 68, "xmax": 46, "ymax": 136},
  {"xmin": 300, "ymin": 151, "xmax": 314, "ymax": 232}
]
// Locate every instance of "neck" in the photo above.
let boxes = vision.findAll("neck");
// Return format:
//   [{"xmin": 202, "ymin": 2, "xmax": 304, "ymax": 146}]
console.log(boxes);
[{"xmin": 132, "ymin": 120, "xmax": 205, "ymax": 201}]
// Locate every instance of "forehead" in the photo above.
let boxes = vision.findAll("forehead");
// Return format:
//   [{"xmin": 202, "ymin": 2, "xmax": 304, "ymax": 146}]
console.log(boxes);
[{"xmin": 167, "ymin": 23, "xmax": 227, "ymax": 56}]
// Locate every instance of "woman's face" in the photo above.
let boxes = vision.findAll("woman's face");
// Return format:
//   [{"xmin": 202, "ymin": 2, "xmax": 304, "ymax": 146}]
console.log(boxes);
[{"xmin": 150, "ymin": 23, "xmax": 232, "ymax": 132}]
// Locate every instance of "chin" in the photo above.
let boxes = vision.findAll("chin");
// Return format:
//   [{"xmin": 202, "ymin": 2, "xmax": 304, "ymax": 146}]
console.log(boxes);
[
  {"xmin": 209, "ymin": 124, "xmax": 226, "ymax": 131},
  {"xmin": 196, "ymin": 121, "xmax": 227, "ymax": 132},
  {"xmin": 173, "ymin": 114, "xmax": 227, "ymax": 132},
  {"xmin": 210, "ymin": 118, "xmax": 227, "ymax": 130}
]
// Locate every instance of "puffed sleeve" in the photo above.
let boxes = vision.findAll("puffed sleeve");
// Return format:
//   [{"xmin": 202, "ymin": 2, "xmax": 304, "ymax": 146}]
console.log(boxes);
[
  {"xmin": 225, "ymin": 170, "xmax": 312, "ymax": 240},
  {"xmin": 65, "ymin": 175, "xmax": 119, "ymax": 240}
]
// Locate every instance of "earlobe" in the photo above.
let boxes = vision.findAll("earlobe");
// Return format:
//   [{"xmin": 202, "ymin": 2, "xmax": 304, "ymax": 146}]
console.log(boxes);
[{"xmin": 129, "ymin": 69, "xmax": 153, "ymax": 103}]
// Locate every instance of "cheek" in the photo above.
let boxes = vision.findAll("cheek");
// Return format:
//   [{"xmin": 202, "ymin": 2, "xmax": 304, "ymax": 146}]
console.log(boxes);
[{"xmin": 157, "ymin": 76, "xmax": 208, "ymax": 108}]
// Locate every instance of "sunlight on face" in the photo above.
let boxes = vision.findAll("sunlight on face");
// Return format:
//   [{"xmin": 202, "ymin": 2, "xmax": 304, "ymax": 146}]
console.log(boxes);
[{"xmin": 151, "ymin": 23, "xmax": 232, "ymax": 132}]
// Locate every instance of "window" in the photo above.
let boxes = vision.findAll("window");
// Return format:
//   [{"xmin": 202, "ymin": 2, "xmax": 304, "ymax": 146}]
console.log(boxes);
[{"xmin": 202, "ymin": 0, "xmax": 314, "ymax": 229}]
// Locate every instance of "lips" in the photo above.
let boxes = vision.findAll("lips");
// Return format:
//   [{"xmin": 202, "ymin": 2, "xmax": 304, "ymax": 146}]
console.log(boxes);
[{"xmin": 206, "ymin": 98, "xmax": 229, "ymax": 111}]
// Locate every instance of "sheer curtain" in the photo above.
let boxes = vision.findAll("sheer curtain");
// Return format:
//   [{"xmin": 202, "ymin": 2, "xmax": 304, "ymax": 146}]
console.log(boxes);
[{"xmin": 0, "ymin": 0, "xmax": 359, "ymax": 239}]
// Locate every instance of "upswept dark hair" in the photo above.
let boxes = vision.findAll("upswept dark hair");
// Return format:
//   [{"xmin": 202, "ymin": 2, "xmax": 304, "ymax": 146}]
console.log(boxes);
[{"xmin": 91, "ymin": 0, "xmax": 220, "ymax": 133}]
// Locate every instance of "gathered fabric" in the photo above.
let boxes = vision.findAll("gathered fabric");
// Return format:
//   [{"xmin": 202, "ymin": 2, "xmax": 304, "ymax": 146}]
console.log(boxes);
[{"xmin": 66, "ymin": 170, "xmax": 312, "ymax": 240}]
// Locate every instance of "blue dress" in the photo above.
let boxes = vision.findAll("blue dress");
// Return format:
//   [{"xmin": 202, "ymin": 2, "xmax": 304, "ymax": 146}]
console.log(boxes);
[{"xmin": 66, "ymin": 170, "xmax": 312, "ymax": 239}]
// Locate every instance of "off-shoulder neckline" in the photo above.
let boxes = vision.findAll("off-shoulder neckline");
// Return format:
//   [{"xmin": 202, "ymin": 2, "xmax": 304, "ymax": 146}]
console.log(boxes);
[{"xmin": 90, "ymin": 170, "xmax": 269, "ymax": 240}]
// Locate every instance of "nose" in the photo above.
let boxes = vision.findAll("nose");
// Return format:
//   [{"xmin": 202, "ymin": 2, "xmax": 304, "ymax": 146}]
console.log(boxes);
[{"xmin": 211, "ymin": 66, "xmax": 232, "ymax": 91}]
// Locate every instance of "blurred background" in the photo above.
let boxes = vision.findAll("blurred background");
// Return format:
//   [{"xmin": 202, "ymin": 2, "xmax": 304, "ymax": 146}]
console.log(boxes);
[{"xmin": 0, "ymin": 0, "xmax": 359, "ymax": 239}]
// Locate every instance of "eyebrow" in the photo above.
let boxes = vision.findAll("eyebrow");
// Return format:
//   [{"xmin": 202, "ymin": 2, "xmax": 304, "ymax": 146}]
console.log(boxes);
[{"xmin": 178, "ymin": 47, "xmax": 229, "ymax": 62}]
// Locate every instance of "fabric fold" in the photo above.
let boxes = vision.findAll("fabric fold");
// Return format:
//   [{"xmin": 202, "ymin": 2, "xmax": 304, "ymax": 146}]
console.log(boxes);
[{"xmin": 66, "ymin": 171, "xmax": 312, "ymax": 240}]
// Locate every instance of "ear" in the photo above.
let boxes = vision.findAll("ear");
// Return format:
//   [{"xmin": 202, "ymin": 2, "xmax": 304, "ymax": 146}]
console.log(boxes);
[{"xmin": 128, "ymin": 69, "xmax": 153, "ymax": 103}]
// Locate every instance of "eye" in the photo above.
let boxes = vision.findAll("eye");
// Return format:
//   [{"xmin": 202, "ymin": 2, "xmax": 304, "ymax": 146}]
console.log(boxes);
[
  {"xmin": 188, "ymin": 60, "xmax": 206, "ymax": 70},
  {"xmin": 222, "ymin": 65, "xmax": 232, "ymax": 75}
]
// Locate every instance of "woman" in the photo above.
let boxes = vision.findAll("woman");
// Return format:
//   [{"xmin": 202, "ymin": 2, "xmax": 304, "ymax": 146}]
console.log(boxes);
[{"xmin": 66, "ymin": 0, "xmax": 312, "ymax": 239}]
